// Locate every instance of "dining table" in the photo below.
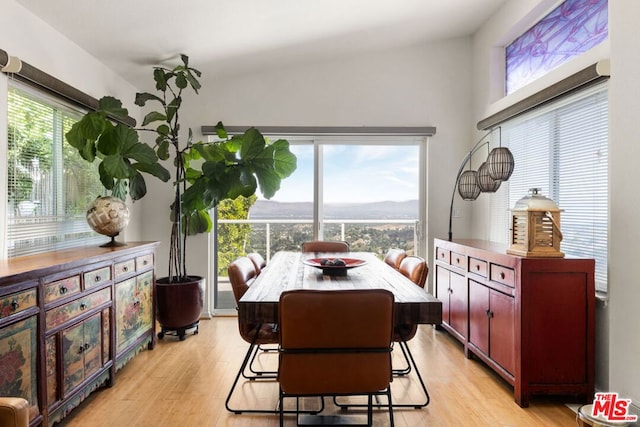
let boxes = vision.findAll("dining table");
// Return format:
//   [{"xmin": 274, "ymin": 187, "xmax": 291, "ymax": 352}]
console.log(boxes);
[{"xmin": 238, "ymin": 251, "xmax": 442, "ymax": 327}]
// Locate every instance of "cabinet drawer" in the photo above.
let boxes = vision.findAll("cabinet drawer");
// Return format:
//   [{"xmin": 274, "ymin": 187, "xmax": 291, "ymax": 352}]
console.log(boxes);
[
  {"xmin": 45, "ymin": 276, "xmax": 81, "ymax": 303},
  {"xmin": 451, "ymin": 252, "xmax": 467, "ymax": 270},
  {"xmin": 469, "ymin": 257, "xmax": 488, "ymax": 277},
  {"xmin": 114, "ymin": 259, "xmax": 136, "ymax": 278},
  {"xmin": 135, "ymin": 254, "xmax": 154, "ymax": 271},
  {"xmin": 1, "ymin": 288, "xmax": 37, "ymax": 319},
  {"xmin": 436, "ymin": 247, "xmax": 450, "ymax": 264},
  {"xmin": 490, "ymin": 264, "xmax": 515, "ymax": 287},
  {"xmin": 84, "ymin": 266, "xmax": 111, "ymax": 289},
  {"xmin": 46, "ymin": 287, "xmax": 111, "ymax": 329}
]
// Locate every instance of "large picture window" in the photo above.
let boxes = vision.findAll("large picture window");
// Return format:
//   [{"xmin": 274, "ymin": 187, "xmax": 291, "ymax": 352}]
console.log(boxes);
[
  {"xmin": 490, "ymin": 83, "xmax": 608, "ymax": 292},
  {"xmin": 6, "ymin": 83, "xmax": 104, "ymax": 257}
]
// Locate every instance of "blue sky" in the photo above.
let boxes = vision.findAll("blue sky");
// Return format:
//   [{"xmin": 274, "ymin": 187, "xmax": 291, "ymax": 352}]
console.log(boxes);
[{"xmin": 263, "ymin": 144, "xmax": 420, "ymax": 204}]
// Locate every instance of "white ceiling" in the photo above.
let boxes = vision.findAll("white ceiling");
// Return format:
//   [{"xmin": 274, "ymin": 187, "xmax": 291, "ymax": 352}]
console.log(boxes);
[{"xmin": 17, "ymin": 0, "xmax": 507, "ymax": 89}]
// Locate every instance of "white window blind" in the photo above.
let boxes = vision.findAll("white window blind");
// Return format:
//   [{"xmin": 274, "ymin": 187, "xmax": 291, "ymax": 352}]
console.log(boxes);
[
  {"xmin": 490, "ymin": 82, "xmax": 608, "ymax": 292},
  {"xmin": 7, "ymin": 83, "xmax": 105, "ymax": 257}
]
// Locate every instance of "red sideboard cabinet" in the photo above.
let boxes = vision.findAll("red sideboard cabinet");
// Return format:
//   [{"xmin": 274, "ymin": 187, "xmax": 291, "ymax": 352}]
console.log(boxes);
[
  {"xmin": 0, "ymin": 242, "xmax": 158, "ymax": 426},
  {"xmin": 433, "ymin": 238, "xmax": 595, "ymax": 407}
]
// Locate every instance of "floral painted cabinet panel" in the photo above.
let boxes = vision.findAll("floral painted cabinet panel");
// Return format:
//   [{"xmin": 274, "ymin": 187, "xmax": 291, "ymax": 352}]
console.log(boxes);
[
  {"xmin": 0, "ymin": 315, "xmax": 40, "ymax": 421},
  {"xmin": 115, "ymin": 270, "xmax": 153, "ymax": 357},
  {"xmin": 61, "ymin": 312, "xmax": 106, "ymax": 395}
]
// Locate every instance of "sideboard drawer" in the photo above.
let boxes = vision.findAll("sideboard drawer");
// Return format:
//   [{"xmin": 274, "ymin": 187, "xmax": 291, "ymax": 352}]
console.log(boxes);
[
  {"xmin": 84, "ymin": 266, "xmax": 111, "ymax": 289},
  {"xmin": 45, "ymin": 276, "xmax": 81, "ymax": 303},
  {"xmin": 46, "ymin": 287, "xmax": 111, "ymax": 329},
  {"xmin": 490, "ymin": 263, "xmax": 515, "ymax": 287},
  {"xmin": 451, "ymin": 252, "xmax": 467, "ymax": 270},
  {"xmin": 436, "ymin": 247, "xmax": 450, "ymax": 264},
  {"xmin": 135, "ymin": 254, "xmax": 154, "ymax": 271},
  {"xmin": 114, "ymin": 259, "xmax": 136, "ymax": 278},
  {"xmin": 469, "ymin": 257, "xmax": 488, "ymax": 277},
  {"xmin": 1, "ymin": 288, "xmax": 37, "ymax": 319}
]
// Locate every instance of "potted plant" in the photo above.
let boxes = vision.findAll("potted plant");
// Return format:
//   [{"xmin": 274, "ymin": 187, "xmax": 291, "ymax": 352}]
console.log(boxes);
[{"xmin": 66, "ymin": 54, "xmax": 297, "ymax": 340}]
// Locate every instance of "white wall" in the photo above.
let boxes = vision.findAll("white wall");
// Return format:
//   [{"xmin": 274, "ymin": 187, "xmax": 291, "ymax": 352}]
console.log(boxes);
[
  {"xmin": 141, "ymin": 38, "xmax": 476, "ymax": 297},
  {"xmin": 0, "ymin": 0, "xmax": 144, "ymax": 244},
  {"xmin": 472, "ymin": 0, "xmax": 640, "ymax": 410}
]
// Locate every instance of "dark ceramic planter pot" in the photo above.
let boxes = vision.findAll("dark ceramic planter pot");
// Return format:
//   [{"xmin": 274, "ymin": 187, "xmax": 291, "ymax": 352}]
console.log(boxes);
[{"xmin": 156, "ymin": 275, "xmax": 204, "ymax": 341}]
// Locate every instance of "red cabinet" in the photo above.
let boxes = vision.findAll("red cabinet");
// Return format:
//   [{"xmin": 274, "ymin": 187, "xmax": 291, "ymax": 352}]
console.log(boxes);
[{"xmin": 434, "ymin": 238, "xmax": 595, "ymax": 407}]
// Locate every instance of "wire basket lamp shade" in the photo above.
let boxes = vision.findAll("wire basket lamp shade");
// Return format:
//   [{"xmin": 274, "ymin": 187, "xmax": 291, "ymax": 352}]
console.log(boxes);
[
  {"xmin": 487, "ymin": 146, "xmax": 515, "ymax": 181},
  {"xmin": 477, "ymin": 161, "xmax": 502, "ymax": 192},
  {"xmin": 458, "ymin": 170, "xmax": 481, "ymax": 200}
]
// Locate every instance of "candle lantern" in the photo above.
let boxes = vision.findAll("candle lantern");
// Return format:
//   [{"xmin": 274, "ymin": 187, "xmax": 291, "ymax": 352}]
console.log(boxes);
[{"xmin": 508, "ymin": 188, "xmax": 564, "ymax": 257}]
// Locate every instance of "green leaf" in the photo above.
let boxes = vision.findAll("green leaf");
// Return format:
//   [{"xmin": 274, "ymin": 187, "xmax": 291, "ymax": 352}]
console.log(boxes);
[
  {"xmin": 271, "ymin": 139, "xmax": 298, "ymax": 178},
  {"xmin": 154, "ymin": 68, "xmax": 167, "ymax": 91},
  {"xmin": 157, "ymin": 140, "xmax": 170, "ymax": 160},
  {"xmin": 98, "ymin": 123, "xmax": 137, "ymax": 155},
  {"xmin": 156, "ymin": 124, "xmax": 170, "ymax": 136},
  {"xmin": 111, "ymin": 180, "xmax": 128, "ymax": 201},
  {"xmin": 175, "ymin": 72, "xmax": 187, "ymax": 89},
  {"xmin": 99, "ymin": 162, "xmax": 114, "ymax": 190},
  {"xmin": 214, "ymin": 121, "xmax": 228, "ymax": 139},
  {"xmin": 142, "ymin": 111, "xmax": 167, "ymax": 126},
  {"xmin": 239, "ymin": 128, "xmax": 266, "ymax": 160},
  {"xmin": 184, "ymin": 71, "xmax": 201, "ymax": 93},
  {"xmin": 125, "ymin": 143, "xmax": 158, "ymax": 165},
  {"xmin": 180, "ymin": 54, "xmax": 189, "ymax": 67},
  {"xmin": 128, "ymin": 171, "xmax": 147, "ymax": 200},
  {"xmin": 166, "ymin": 96, "xmax": 181, "ymax": 123},
  {"xmin": 76, "ymin": 112, "xmax": 108, "ymax": 142},
  {"xmin": 135, "ymin": 92, "xmax": 163, "ymax": 107},
  {"xmin": 79, "ymin": 140, "xmax": 97, "ymax": 162},
  {"xmin": 186, "ymin": 209, "xmax": 212, "ymax": 235},
  {"xmin": 254, "ymin": 167, "xmax": 282, "ymax": 199},
  {"xmin": 98, "ymin": 96, "xmax": 128, "ymax": 118},
  {"xmin": 134, "ymin": 162, "xmax": 170, "ymax": 182},
  {"xmin": 102, "ymin": 154, "xmax": 132, "ymax": 179}
]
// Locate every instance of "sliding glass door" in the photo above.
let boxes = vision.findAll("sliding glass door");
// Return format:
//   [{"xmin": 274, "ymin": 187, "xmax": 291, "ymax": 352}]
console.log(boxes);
[{"xmin": 214, "ymin": 135, "xmax": 427, "ymax": 313}]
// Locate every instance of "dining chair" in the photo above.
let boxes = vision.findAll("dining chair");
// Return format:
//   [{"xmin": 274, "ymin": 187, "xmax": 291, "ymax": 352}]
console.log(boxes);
[
  {"xmin": 336, "ymin": 255, "xmax": 431, "ymax": 411},
  {"xmin": 225, "ymin": 256, "xmax": 280, "ymax": 414},
  {"xmin": 247, "ymin": 252, "xmax": 267, "ymax": 275},
  {"xmin": 383, "ymin": 248, "xmax": 406, "ymax": 270},
  {"xmin": 278, "ymin": 289, "xmax": 395, "ymax": 427},
  {"xmin": 398, "ymin": 255, "xmax": 429, "ymax": 288},
  {"xmin": 301, "ymin": 240, "xmax": 350, "ymax": 253}
]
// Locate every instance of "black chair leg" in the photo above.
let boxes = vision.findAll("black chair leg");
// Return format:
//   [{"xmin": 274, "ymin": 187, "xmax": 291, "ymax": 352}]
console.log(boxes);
[
  {"xmin": 392, "ymin": 341, "xmax": 412, "ymax": 376},
  {"xmin": 227, "ymin": 345, "xmax": 323, "ymax": 415}
]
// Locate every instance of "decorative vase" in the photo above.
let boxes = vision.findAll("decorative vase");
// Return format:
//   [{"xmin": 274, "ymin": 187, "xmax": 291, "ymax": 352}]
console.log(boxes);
[
  {"xmin": 155, "ymin": 276, "xmax": 205, "ymax": 341},
  {"xmin": 86, "ymin": 196, "xmax": 130, "ymax": 247}
]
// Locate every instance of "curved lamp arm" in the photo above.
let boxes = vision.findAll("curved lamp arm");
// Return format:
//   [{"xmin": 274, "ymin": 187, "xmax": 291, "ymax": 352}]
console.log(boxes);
[{"xmin": 448, "ymin": 129, "xmax": 495, "ymax": 241}]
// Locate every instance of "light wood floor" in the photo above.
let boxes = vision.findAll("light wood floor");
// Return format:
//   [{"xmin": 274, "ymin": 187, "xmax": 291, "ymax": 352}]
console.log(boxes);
[{"xmin": 58, "ymin": 317, "xmax": 579, "ymax": 426}]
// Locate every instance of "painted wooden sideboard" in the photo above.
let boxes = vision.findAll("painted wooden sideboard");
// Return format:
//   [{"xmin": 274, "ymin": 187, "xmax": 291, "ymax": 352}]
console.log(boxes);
[
  {"xmin": 433, "ymin": 238, "xmax": 595, "ymax": 407},
  {"xmin": 0, "ymin": 242, "xmax": 158, "ymax": 426}
]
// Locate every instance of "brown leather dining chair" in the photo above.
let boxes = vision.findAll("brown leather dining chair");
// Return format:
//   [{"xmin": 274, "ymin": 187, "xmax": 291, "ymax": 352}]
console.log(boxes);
[
  {"xmin": 247, "ymin": 252, "xmax": 267, "ymax": 275},
  {"xmin": 225, "ymin": 256, "xmax": 279, "ymax": 414},
  {"xmin": 278, "ymin": 289, "xmax": 395, "ymax": 427},
  {"xmin": 383, "ymin": 248, "xmax": 406, "ymax": 270},
  {"xmin": 301, "ymin": 240, "xmax": 350, "ymax": 253},
  {"xmin": 398, "ymin": 255, "xmax": 429, "ymax": 288}
]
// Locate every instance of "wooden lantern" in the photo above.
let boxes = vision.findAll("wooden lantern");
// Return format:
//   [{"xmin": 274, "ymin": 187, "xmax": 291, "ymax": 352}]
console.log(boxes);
[{"xmin": 508, "ymin": 188, "xmax": 564, "ymax": 257}]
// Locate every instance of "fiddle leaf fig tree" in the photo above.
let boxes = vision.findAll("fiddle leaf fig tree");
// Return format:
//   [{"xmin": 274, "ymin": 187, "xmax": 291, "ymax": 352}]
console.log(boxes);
[
  {"xmin": 134, "ymin": 54, "xmax": 296, "ymax": 282},
  {"xmin": 66, "ymin": 54, "xmax": 296, "ymax": 283}
]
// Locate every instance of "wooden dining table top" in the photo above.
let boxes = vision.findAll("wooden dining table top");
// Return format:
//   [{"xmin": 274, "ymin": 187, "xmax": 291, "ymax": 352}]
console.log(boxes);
[{"xmin": 238, "ymin": 251, "xmax": 442, "ymax": 325}]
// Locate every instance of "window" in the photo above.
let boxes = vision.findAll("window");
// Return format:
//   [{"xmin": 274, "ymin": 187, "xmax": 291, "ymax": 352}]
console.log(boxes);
[
  {"xmin": 506, "ymin": 0, "xmax": 608, "ymax": 94},
  {"xmin": 490, "ymin": 82, "xmax": 608, "ymax": 292},
  {"xmin": 6, "ymin": 83, "xmax": 104, "ymax": 257}
]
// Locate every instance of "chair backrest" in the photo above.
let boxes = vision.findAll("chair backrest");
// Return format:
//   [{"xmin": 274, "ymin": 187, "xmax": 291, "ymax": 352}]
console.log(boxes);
[
  {"xmin": 0, "ymin": 397, "xmax": 29, "ymax": 427},
  {"xmin": 301, "ymin": 240, "xmax": 350, "ymax": 253},
  {"xmin": 399, "ymin": 255, "xmax": 428, "ymax": 288},
  {"xmin": 278, "ymin": 289, "xmax": 394, "ymax": 395},
  {"xmin": 247, "ymin": 252, "xmax": 267, "ymax": 274},
  {"xmin": 383, "ymin": 248, "xmax": 406, "ymax": 270},
  {"xmin": 228, "ymin": 256, "xmax": 258, "ymax": 304}
]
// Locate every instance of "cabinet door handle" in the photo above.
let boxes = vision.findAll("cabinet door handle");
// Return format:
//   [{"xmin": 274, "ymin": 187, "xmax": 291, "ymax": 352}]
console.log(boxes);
[
  {"xmin": 123, "ymin": 266, "xmax": 129, "ymax": 272},
  {"xmin": 475, "ymin": 264, "xmax": 480, "ymax": 271},
  {"xmin": 448, "ymin": 287, "xmax": 453, "ymax": 294},
  {"xmin": 11, "ymin": 299, "xmax": 19, "ymax": 311},
  {"xmin": 485, "ymin": 309, "xmax": 491, "ymax": 317},
  {"xmin": 94, "ymin": 275, "xmax": 102, "ymax": 282},
  {"xmin": 59, "ymin": 286, "xmax": 68, "ymax": 294},
  {"xmin": 499, "ymin": 272, "xmax": 505, "ymax": 279},
  {"xmin": 133, "ymin": 300, "xmax": 141, "ymax": 308},
  {"xmin": 80, "ymin": 303, "xmax": 87, "ymax": 310}
]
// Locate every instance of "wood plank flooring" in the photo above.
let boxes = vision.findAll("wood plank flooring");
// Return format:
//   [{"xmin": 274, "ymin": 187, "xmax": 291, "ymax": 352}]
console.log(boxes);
[{"xmin": 58, "ymin": 317, "xmax": 579, "ymax": 426}]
